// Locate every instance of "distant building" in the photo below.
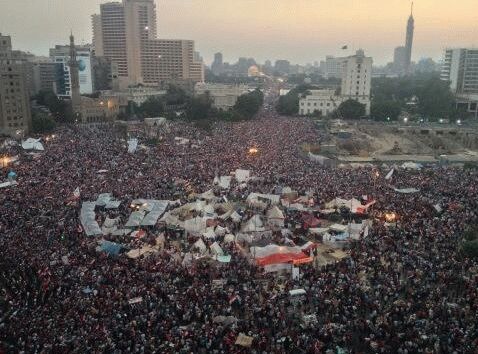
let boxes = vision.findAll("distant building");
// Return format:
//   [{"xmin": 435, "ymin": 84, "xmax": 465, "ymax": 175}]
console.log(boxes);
[
  {"xmin": 340, "ymin": 49, "xmax": 372, "ymax": 114},
  {"xmin": 31, "ymin": 61, "xmax": 60, "ymax": 95},
  {"xmin": 441, "ymin": 48, "xmax": 478, "ymax": 116},
  {"xmin": 392, "ymin": 4, "xmax": 415, "ymax": 75},
  {"xmin": 393, "ymin": 46, "xmax": 407, "ymax": 74},
  {"xmin": 50, "ymin": 43, "xmax": 94, "ymax": 97},
  {"xmin": 0, "ymin": 33, "xmax": 32, "ymax": 136},
  {"xmin": 300, "ymin": 50, "xmax": 372, "ymax": 116},
  {"xmin": 323, "ymin": 56, "xmax": 343, "ymax": 79},
  {"xmin": 92, "ymin": 0, "xmax": 203, "ymax": 88},
  {"xmin": 211, "ymin": 52, "xmax": 224, "ymax": 75},
  {"xmin": 416, "ymin": 58, "xmax": 438, "ymax": 73},
  {"xmin": 274, "ymin": 60, "xmax": 290, "ymax": 75},
  {"xmin": 69, "ymin": 34, "xmax": 122, "ymax": 124},
  {"xmin": 195, "ymin": 82, "xmax": 250, "ymax": 110}
]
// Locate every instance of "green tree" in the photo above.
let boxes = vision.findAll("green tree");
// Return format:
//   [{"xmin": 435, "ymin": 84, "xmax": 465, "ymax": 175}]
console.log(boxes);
[
  {"xmin": 276, "ymin": 84, "xmax": 313, "ymax": 116},
  {"xmin": 370, "ymin": 100, "xmax": 402, "ymax": 121},
  {"xmin": 335, "ymin": 99, "xmax": 366, "ymax": 119},
  {"xmin": 140, "ymin": 96, "xmax": 165, "ymax": 118},
  {"xmin": 186, "ymin": 93, "xmax": 213, "ymax": 121},
  {"xmin": 463, "ymin": 240, "xmax": 478, "ymax": 259},
  {"xmin": 31, "ymin": 113, "xmax": 56, "ymax": 133},
  {"xmin": 35, "ymin": 90, "xmax": 73, "ymax": 123},
  {"xmin": 164, "ymin": 85, "xmax": 187, "ymax": 105},
  {"xmin": 416, "ymin": 76, "xmax": 455, "ymax": 120},
  {"xmin": 233, "ymin": 89, "xmax": 264, "ymax": 120}
]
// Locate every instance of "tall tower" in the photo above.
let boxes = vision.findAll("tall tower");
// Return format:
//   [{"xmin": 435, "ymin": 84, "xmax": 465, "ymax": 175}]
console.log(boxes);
[
  {"xmin": 69, "ymin": 32, "xmax": 82, "ymax": 117},
  {"xmin": 404, "ymin": 2, "xmax": 415, "ymax": 73}
]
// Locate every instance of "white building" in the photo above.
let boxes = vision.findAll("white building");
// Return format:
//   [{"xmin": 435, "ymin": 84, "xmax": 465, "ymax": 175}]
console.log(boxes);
[
  {"xmin": 323, "ymin": 56, "xmax": 343, "ymax": 79},
  {"xmin": 194, "ymin": 83, "xmax": 251, "ymax": 110},
  {"xmin": 299, "ymin": 89, "xmax": 342, "ymax": 116},
  {"xmin": 300, "ymin": 50, "xmax": 372, "ymax": 117},
  {"xmin": 340, "ymin": 49, "xmax": 372, "ymax": 115},
  {"xmin": 441, "ymin": 48, "xmax": 478, "ymax": 117}
]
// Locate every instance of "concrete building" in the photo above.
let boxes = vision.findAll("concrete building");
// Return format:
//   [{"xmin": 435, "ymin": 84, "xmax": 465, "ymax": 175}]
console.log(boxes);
[
  {"xmin": 393, "ymin": 46, "xmax": 407, "ymax": 74},
  {"xmin": 194, "ymin": 83, "xmax": 250, "ymax": 110},
  {"xmin": 31, "ymin": 61, "xmax": 59, "ymax": 95},
  {"xmin": 69, "ymin": 34, "xmax": 122, "ymax": 124},
  {"xmin": 0, "ymin": 34, "xmax": 32, "ymax": 136},
  {"xmin": 340, "ymin": 49, "xmax": 372, "ymax": 114},
  {"xmin": 274, "ymin": 60, "xmax": 290, "ymax": 75},
  {"xmin": 299, "ymin": 89, "xmax": 342, "ymax": 116},
  {"xmin": 323, "ymin": 56, "xmax": 343, "ymax": 79},
  {"xmin": 211, "ymin": 52, "xmax": 224, "ymax": 75},
  {"xmin": 92, "ymin": 0, "xmax": 203, "ymax": 88},
  {"xmin": 50, "ymin": 44, "xmax": 94, "ymax": 98},
  {"xmin": 441, "ymin": 48, "xmax": 478, "ymax": 117},
  {"xmin": 300, "ymin": 50, "xmax": 372, "ymax": 117},
  {"xmin": 102, "ymin": 86, "xmax": 166, "ymax": 106}
]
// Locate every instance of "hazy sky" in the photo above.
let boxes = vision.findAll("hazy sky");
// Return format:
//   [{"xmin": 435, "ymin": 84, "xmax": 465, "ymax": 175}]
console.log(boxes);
[{"xmin": 1, "ymin": 0, "xmax": 477, "ymax": 65}]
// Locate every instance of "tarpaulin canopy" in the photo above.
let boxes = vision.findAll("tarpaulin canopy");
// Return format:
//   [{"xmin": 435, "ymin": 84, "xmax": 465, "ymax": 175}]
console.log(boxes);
[
  {"xmin": 247, "ymin": 193, "xmax": 280, "ymax": 206},
  {"xmin": 401, "ymin": 162, "xmax": 422, "ymax": 170},
  {"xmin": 0, "ymin": 180, "xmax": 18, "ymax": 189},
  {"xmin": 98, "ymin": 240, "xmax": 122, "ymax": 256},
  {"xmin": 325, "ymin": 197, "xmax": 375, "ymax": 214},
  {"xmin": 394, "ymin": 187, "xmax": 420, "ymax": 194},
  {"xmin": 80, "ymin": 202, "xmax": 102, "ymax": 236},
  {"xmin": 127, "ymin": 138, "xmax": 138, "ymax": 153},
  {"xmin": 185, "ymin": 216, "xmax": 207, "ymax": 235},
  {"xmin": 215, "ymin": 176, "xmax": 232, "ymax": 189},
  {"xmin": 241, "ymin": 215, "xmax": 265, "ymax": 233},
  {"xmin": 125, "ymin": 211, "xmax": 146, "ymax": 227},
  {"xmin": 250, "ymin": 244, "xmax": 311, "ymax": 266},
  {"xmin": 141, "ymin": 200, "xmax": 169, "ymax": 226},
  {"xmin": 235, "ymin": 169, "xmax": 251, "ymax": 183},
  {"xmin": 22, "ymin": 138, "xmax": 44, "ymax": 151}
]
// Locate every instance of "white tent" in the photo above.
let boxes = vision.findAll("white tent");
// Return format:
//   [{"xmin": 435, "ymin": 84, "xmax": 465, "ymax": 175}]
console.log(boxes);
[
  {"xmin": 159, "ymin": 212, "xmax": 184, "ymax": 228},
  {"xmin": 184, "ymin": 216, "xmax": 207, "ymax": 235},
  {"xmin": 193, "ymin": 238, "xmax": 207, "ymax": 253},
  {"xmin": 394, "ymin": 187, "xmax": 420, "ymax": 194},
  {"xmin": 247, "ymin": 193, "xmax": 280, "ymax": 206},
  {"xmin": 198, "ymin": 189, "xmax": 216, "ymax": 201},
  {"xmin": 266, "ymin": 206, "xmax": 285, "ymax": 227},
  {"xmin": 235, "ymin": 169, "xmax": 251, "ymax": 183},
  {"xmin": 215, "ymin": 176, "xmax": 232, "ymax": 189},
  {"xmin": 202, "ymin": 227, "xmax": 217, "ymax": 239},
  {"xmin": 127, "ymin": 138, "xmax": 138, "ymax": 153},
  {"xmin": 230, "ymin": 211, "xmax": 242, "ymax": 223},
  {"xmin": 210, "ymin": 242, "xmax": 224, "ymax": 256},
  {"xmin": 22, "ymin": 138, "xmax": 44, "ymax": 151},
  {"xmin": 401, "ymin": 162, "xmax": 422, "ymax": 170},
  {"xmin": 241, "ymin": 215, "xmax": 265, "ymax": 233},
  {"xmin": 215, "ymin": 225, "xmax": 227, "ymax": 236},
  {"xmin": 224, "ymin": 234, "xmax": 235, "ymax": 243}
]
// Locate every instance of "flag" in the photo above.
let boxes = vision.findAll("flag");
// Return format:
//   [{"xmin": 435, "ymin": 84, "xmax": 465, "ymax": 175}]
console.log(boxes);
[{"xmin": 341, "ymin": 45, "xmax": 348, "ymax": 50}]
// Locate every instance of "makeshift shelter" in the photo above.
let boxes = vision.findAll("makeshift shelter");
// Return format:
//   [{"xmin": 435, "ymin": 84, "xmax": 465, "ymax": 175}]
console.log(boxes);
[
  {"xmin": 98, "ymin": 240, "xmax": 122, "ymax": 256},
  {"xmin": 80, "ymin": 202, "xmax": 102, "ymax": 236},
  {"xmin": 266, "ymin": 206, "xmax": 285, "ymax": 227},
  {"xmin": 185, "ymin": 216, "xmax": 207, "ymax": 235},
  {"xmin": 224, "ymin": 234, "xmax": 235, "ymax": 243},
  {"xmin": 0, "ymin": 180, "xmax": 17, "ymax": 189},
  {"xmin": 202, "ymin": 227, "xmax": 217, "ymax": 239},
  {"xmin": 241, "ymin": 215, "xmax": 266, "ymax": 233},
  {"xmin": 247, "ymin": 193, "xmax": 280, "ymax": 206},
  {"xmin": 235, "ymin": 169, "xmax": 251, "ymax": 183},
  {"xmin": 216, "ymin": 176, "xmax": 232, "ymax": 189},
  {"xmin": 193, "ymin": 238, "xmax": 207, "ymax": 253},
  {"xmin": 302, "ymin": 214, "xmax": 320, "ymax": 228},
  {"xmin": 401, "ymin": 162, "xmax": 422, "ymax": 170},
  {"xmin": 127, "ymin": 138, "xmax": 138, "ymax": 153},
  {"xmin": 22, "ymin": 138, "xmax": 44, "ymax": 151},
  {"xmin": 210, "ymin": 242, "xmax": 224, "ymax": 256},
  {"xmin": 394, "ymin": 187, "xmax": 420, "ymax": 194}
]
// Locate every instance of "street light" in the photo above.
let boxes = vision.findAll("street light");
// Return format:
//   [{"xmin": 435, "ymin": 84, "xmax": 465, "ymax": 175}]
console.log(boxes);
[
  {"xmin": 248, "ymin": 147, "xmax": 259, "ymax": 155},
  {"xmin": 1, "ymin": 156, "xmax": 9, "ymax": 168}
]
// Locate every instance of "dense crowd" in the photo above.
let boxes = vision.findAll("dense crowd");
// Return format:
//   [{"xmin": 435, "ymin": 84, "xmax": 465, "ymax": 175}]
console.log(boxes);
[{"xmin": 1, "ymin": 94, "xmax": 478, "ymax": 353}]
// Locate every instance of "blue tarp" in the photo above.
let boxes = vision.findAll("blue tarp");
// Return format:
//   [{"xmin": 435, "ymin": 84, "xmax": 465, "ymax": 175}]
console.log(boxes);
[{"xmin": 100, "ymin": 241, "xmax": 123, "ymax": 256}]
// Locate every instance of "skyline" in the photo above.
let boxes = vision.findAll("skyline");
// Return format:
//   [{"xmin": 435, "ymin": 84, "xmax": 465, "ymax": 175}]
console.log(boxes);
[{"xmin": 1, "ymin": 0, "xmax": 477, "ymax": 65}]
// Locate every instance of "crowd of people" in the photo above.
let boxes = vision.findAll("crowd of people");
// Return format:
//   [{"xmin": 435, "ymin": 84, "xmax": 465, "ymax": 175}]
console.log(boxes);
[{"xmin": 1, "ymin": 91, "xmax": 478, "ymax": 353}]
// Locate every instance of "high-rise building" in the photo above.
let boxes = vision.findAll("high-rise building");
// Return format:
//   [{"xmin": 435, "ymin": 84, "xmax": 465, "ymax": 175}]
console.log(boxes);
[
  {"xmin": 0, "ymin": 33, "xmax": 32, "ymax": 136},
  {"xmin": 211, "ymin": 52, "xmax": 224, "ymax": 75},
  {"xmin": 93, "ymin": 0, "xmax": 203, "ymax": 88},
  {"xmin": 341, "ymin": 49, "xmax": 372, "ymax": 114},
  {"xmin": 441, "ymin": 48, "xmax": 478, "ymax": 116},
  {"xmin": 324, "ymin": 56, "xmax": 343, "ymax": 79},
  {"xmin": 393, "ymin": 46, "xmax": 407, "ymax": 74},
  {"xmin": 274, "ymin": 60, "xmax": 290, "ymax": 75},
  {"xmin": 50, "ymin": 43, "xmax": 94, "ymax": 98},
  {"xmin": 31, "ymin": 61, "xmax": 60, "ymax": 95}
]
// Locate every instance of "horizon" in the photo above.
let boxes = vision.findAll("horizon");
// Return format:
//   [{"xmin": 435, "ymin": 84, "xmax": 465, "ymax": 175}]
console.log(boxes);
[{"xmin": 1, "ymin": 0, "xmax": 477, "ymax": 65}]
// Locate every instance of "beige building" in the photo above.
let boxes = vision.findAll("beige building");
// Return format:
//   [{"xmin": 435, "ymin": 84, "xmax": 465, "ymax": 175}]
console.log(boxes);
[
  {"xmin": 340, "ymin": 49, "xmax": 372, "ymax": 114},
  {"xmin": 0, "ymin": 34, "xmax": 32, "ymax": 136},
  {"xmin": 195, "ymin": 83, "xmax": 250, "ymax": 111},
  {"xmin": 93, "ymin": 0, "xmax": 203, "ymax": 89},
  {"xmin": 300, "ymin": 50, "xmax": 372, "ymax": 117}
]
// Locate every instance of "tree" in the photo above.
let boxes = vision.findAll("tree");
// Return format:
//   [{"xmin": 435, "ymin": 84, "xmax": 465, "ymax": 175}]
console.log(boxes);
[
  {"xmin": 463, "ymin": 240, "xmax": 478, "ymax": 259},
  {"xmin": 140, "ymin": 96, "xmax": 164, "ymax": 118},
  {"xmin": 164, "ymin": 85, "xmax": 187, "ymax": 105},
  {"xmin": 233, "ymin": 89, "xmax": 264, "ymax": 120},
  {"xmin": 276, "ymin": 85, "xmax": 314, "ymax": 116},
  {"xmin": 416, "ymin": 76, "xmax": 456, "ymax": 120},
  {"xmin": 186, "ymin": 93, "xmax": 213, "ymax": 121},
  {"xmin": 35, "ymin": 90, "xmax": 73, "ymax": 123},
  {"xmin": 31, "ymin": 113, "xmax": 56, "ymax": 133},
  {"xmin": 370, "ymin": 100, "xmax": 402, "ymax": 121},
  {"xmin": 335, "ymin": 99, "xmax": 365, "ymax": 119}
]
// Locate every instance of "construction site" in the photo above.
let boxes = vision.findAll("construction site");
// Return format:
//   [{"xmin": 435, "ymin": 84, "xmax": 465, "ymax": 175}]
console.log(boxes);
[{"xmin": 312, "ymin": 120, "xmax": 478, "ymax": 164}]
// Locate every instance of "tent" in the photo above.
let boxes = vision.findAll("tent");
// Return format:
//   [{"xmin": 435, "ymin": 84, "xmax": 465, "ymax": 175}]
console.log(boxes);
[
  {"xmin": 325, "ymin": 197, "xmax": 375, "ymax": 214},
  {"xmin": 247, "ymin": 193, "xmax": 280, "ymax": 206},
  {"xmin": 202, "ymin": 227, "xmax": 217, "ymax": 239},
  {"xmin": 210, "ymin": 242, "xmax": 224, "ymax": 256},
  {"xmin": 302, "ymin": 214, "xmax": 320, "ymax": 228},
  {"xmin": 184, "ymin": 216, "xmax": 207, "ymax": 235},
  {"xmin": 401, "ymin": 162, "xmax": 422, "ymax": 170},
  {"xmin": 193, "ymin": 239, "xmax": 207, "ymax": 253},
  {"xmin": 98, "ymin": 240, "xmax": 122, "ymax": 256},
  {"xmin": 235, "ymin": 169, "xmax": 251, "ymax": 183},
  {"xmin": 267, "ymin": 206, "xmax": 285, "ymax": 227},
  {"xmin": 198, "ymin": 189, "xmax": 216, "ymax": 201},
  {"xmin": 80, "ymin": 202, "xmax": 102, "ymax": 236},
  {"xmin": 0, "ymin": 180, "xmax": 17, "ymax": 189},
  {"xmin": 217, "ymin": 176, "xmax": 232, "ymax": 189},
  {"xmin": 250, "ymin": 244, "xmax": 312, "ymax": 266},
  {"xmin": 127, "ymin": 138, "xmax": 138, "ymax": 153},
  {"xmin": 224, "ymin": 234, "xmax": 235, "ymax": 243},
  {"xmin": 241, "ymin": 215, "xmax": 265, "ymax": 233},
  {"xmin": 21, "ymin": 138, "xmax": 44, "ymax": 151},
  {"xmin": 394, "ymin": 187, "xmax": 420, "ymax": 194}
]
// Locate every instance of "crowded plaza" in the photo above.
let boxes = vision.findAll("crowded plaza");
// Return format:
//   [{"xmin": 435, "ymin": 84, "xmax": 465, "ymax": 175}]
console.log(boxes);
[{"xmin": 1, "ymin": 98, "xmax": 478, "ymax": 353}]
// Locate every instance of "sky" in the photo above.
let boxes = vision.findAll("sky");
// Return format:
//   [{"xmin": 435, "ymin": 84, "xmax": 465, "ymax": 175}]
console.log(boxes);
[{"xmin": 0, "ymin": 0, "xmax": 477, "ymax": 65}]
